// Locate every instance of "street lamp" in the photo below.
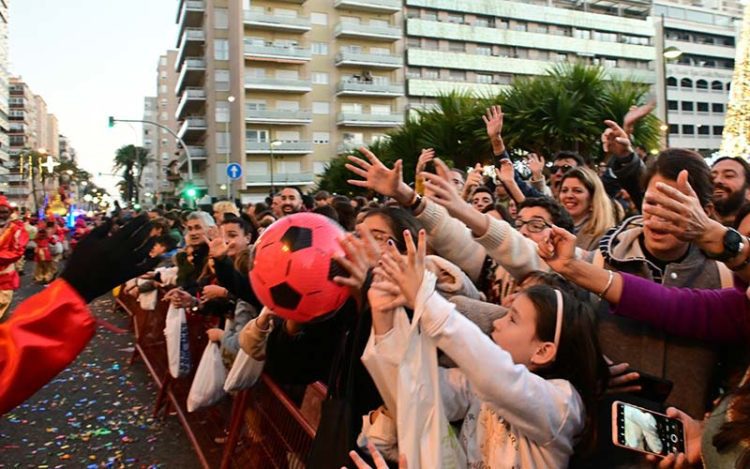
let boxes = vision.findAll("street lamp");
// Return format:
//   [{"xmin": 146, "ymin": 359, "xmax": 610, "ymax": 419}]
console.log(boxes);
[
  {"xmin": 657, "ymin": 14, "xmax": 683, "ymax": 147},
  {"xmin": 225, "ymin": 95, "xmax": 235, "ymax": 199},
  {"xmin": 269, "ymin": 140, "xmax": 282, "ymax": 195},
  {"xmin": 663, "ymin": 46, "xmax": 683, "ymax": 61}
]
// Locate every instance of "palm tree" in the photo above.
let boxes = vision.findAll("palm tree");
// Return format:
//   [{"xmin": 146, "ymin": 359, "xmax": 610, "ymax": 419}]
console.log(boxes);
[{"xmin": 113, "ymin": 145, "xmax": 152, "ymax": 204}]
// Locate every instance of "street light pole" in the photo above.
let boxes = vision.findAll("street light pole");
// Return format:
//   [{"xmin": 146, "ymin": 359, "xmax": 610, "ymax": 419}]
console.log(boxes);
[
  {"xmin": 225, "ymin": 96, "xmax": 235, "ymax": 200},
  {"xmin": 109, "ymin": 117, "xmax": 194, "ymax": 182},
  {"xmin": 269, "ymin": 140, "xmax": 282, "ymax": 195}
]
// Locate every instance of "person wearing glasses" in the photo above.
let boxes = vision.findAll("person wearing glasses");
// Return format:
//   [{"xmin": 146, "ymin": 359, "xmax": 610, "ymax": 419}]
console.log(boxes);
[{"xmin": 549, "ymin": 151, "xmax": 585, "ymax": 199}]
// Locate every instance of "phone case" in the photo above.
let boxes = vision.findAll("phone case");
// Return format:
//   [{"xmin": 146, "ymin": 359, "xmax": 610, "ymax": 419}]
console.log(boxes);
[{"xmin": 610, "ymin": 401, "xmax": 685, "ymax": 458}]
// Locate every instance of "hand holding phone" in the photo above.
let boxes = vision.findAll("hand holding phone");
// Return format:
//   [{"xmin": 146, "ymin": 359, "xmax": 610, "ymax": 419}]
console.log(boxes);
[{"xmin": 612, "ymin": 401, "xmax": 685, "ymax": 458}]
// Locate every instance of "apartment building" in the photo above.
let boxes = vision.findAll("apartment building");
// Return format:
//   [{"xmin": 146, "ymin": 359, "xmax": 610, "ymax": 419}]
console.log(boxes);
[
  {"xmin": 59, "ymin": 134, "xmax": 76, "ymax": 162},
  {"xmin": 0, "ymin": 0, "xmax": 9, "ymax": 193},
  {"xmin": 403, "ymin": 0, "xmax": 656, "ymax": 109},
  {"xmin": 654, "ymin": 1, "xmax": 741, "ymax": 154},
  {"xmin": 174, "ymin": 0, "xmax": 405, "ymax": 203},
  {"xmin": 7, "ymin": 78, "xmax": 38, "ymax": 208},
  {"xmin": 142, "ymin": 97, "xmax": 159, "ymax": 201}
]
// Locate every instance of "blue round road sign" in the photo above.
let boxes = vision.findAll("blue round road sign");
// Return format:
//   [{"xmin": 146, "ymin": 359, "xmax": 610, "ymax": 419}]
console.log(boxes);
[{"xmin": 227, "ymin": 163, "xmax": 242, "ymax": 180}]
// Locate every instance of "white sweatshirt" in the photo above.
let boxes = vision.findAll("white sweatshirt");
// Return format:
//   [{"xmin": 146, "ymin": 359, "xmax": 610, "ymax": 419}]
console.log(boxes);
[{"xmin": 364, "ymin": 288, "xmax": 584, "ymax": 469}]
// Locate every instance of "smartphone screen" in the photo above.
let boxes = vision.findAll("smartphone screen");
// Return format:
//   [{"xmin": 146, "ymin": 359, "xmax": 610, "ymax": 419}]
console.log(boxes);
[{"xmin": 613, "ymin": 401, "xmax": 685, "ymax": 457}]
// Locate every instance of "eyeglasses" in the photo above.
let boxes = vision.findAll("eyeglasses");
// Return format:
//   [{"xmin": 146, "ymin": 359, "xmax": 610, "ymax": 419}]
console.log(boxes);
[
  {"xmin": 552, "ymin": 164, "xmax": 573, "ymax": 174},
  {"xmin": 514, "ymin": 218, "xmax": 552, "ymax": 233}
]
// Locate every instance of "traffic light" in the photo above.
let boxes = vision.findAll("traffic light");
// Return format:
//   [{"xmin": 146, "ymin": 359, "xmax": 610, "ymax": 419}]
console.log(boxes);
[
  {"xmin": 186, "ymin": 187, "xmax": 197, "ymax": 199},
  {"xmin": 108, "ymin": 116, "xmax": 115, "ymax": 128}
]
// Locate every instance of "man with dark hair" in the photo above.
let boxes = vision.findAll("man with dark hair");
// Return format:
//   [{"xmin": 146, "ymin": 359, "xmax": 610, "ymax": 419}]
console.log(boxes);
[
  {"xmin": 279, "ymin": 187, "xmax": 303, "ymax": 216},
  {"xmin": 550, "ymin": 151, "xmax": 585, "ymax": 198},
  {"xmin": 314, "ymin": 190, "xmax": 332, "ymax": 208},
  {"xmin": 711, "ymin": 156, "xmax": 750, "ymax": 225}
]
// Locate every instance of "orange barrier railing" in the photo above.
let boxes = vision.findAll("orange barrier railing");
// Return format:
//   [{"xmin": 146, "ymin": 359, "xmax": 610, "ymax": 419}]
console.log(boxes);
[{"xmin": 115, "ymin": 287, "xmax": 326, "ymax": 469}]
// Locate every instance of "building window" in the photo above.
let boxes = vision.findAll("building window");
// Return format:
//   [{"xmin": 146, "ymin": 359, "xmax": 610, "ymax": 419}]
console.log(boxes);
[
  {"xmin": 214, "ymin": 8, "xmax": 229, "ymax": 29},
  {"xmin": 680, "ymin": 78, "xmax": 693, "ymax": 89},
  {"xmin": 313, "ymin": 102, "xmax": 329, "ymax": 114},
  {"xmin": 160, "ymin": 56, "xmax": 167, "ymax": 66},
  {"xmin": 711, "ymin": 80, "xmax": 724, "ymax": 91},
  {"xmin": 449, "ymin": 70, "xmax": 466, "ymax": 81},
  {"xmin": 446, "ymin": 13, "xmax": 464, "ymax": 24},
  {"xmin": 312, "ymin": 72, "xmax": 329, "ymax": 84},
  {"xmin": 682, "ymin": 125, "xmax": 695, "ymax": 135},
  {"xmin": 312, "ymin": 42, "xmax": 328, "ymax": 55},
  {"xmin": 215, "ymin": 70, "xmax": 230, "ymax": 91},
  {"xmin": 476, "ymin": 46, "xmax": 491, "ymax": 56},
  {"xmin": 311, "ymin": 12, "xmax": 328, "ymax": 25},
  {"xmin": 423, "ymin": 68, "xmax": 439, "ymax": 79},
  {"xmin": 448, "ymin": 41, "xmax": 465, "ymax": 53},
  {"xmin": 216, "ymin": 132, "xmax": 230, "ymax": 153},
  {"xmin": 423, "ymin": 10, "xmax": 437, "ymax": 21},
  {"xmin": 667, "ymin": 77, "xmax": 677, "ymax": 87},
  {"xmin": 697, "ymin": 102, "xmax": 709, "ymax": 112},
  {"xmin": 696, "ymin": 79, "xmax": 708, "ymax": 90},
  {"xmin": 681, "ymin": 101, "xmax": 693, "ymax": 112},
  {"xmin": 667, "ymin": 100, "xmax": 678, "ymax": 111},
  {"xmin": 214, "ymin": 40, "xmax": 229, "ymax": 60},
  {"xmin": 669, "ymin": 124, "xmax": 679, "ymax": 135},
  {"xmin": 712, "ymin": 103, "xmax": 724, "ymax": 113},
  {"xmin": 713, "ymin": 125, "xmax": 724, "ymax": 135},
  {"xmin": 216, "ymin": 101, "xmax": 230, "ymax": 123},
  {"xmin": 313, "ymin": 161, "xmax": 328, "ymax": 175},
  {"xmin": 698, "ymin": 125, "xmax": 710, "ymax": 135},
  {"xmin": 313, "ymin": 132, "xmax": 330, "ymax": 144},
  {"xmin": 476, "ymin": 73, "xmax": 492, "ymax": 84}
]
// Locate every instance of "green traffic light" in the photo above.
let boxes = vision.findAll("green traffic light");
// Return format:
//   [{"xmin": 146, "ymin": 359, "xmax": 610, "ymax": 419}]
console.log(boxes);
[
  {"xmin": 186, "ymin": 188, "xmax": 197, "ymax": 198},
  {"xmin": 108, "ymin": 116, "xmax": 115, "ymax": 128}
]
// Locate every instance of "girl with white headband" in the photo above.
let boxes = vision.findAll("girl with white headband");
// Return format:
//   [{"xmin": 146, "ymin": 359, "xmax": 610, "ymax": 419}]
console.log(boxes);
[{"xmin": 364, "ymin": 229, "xmax": 608, "ymax": 468}]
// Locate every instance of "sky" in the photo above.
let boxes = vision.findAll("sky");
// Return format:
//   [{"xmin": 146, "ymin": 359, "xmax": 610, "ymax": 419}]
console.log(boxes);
[{"xmin": 9, "ymin": 0, "xmax": 177, "ymax": 195}]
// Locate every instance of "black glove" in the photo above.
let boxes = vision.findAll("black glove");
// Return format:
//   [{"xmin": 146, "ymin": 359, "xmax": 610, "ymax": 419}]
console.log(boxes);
[{"xmin": 61, "ymin": 215, "xmax": 159, "ymax": 303}]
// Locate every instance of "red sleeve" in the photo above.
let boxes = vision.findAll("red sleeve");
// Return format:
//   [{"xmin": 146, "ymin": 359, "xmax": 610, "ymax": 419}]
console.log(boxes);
[
  {"xmin": 0, "ymin": 279, "xmax": 95, "ymax": 415},
  {"xmin": 0, "ymin": 225, "xmax": 29, "ymax": 266}
]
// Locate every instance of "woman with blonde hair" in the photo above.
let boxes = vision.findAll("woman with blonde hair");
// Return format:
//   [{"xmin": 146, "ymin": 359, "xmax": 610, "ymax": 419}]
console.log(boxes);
[
  {"xmin": 212, "ymin": 200, "xmax": 239, "ymax": 224},
  {"xmin": 559, "ymin": 166, "xmax": 621, "ymax": 250}
]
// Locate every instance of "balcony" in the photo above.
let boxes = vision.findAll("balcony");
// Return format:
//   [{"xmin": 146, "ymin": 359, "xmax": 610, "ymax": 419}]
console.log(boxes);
[
  {"xmin": 337, "ymin": 112, "xmax": 404, "ymax": 127},
  {"xmin": 245, "ymin": 141, "xmax": 313, "ymax": 154},
  {"xmin": 245, "ymin": 76, "xmax": 312, "ymax": 93},
  {"xmin": 4, "ymin": 174, "xmax": 26, "ymax": 183},
  {"xmin": 178, "ymin": 146, "xmax": 207, "ymax": 169},
  {"xmin": 177, "ymin": 117, "xmax": 207, "ymax": 141},
  {"xmin": 245, "ymin": 172, "xmax": 316, "ymax": 187},
  {"xmin": 334, "ymin": 21, "xmax": 401, "ymax": 41},
  {"xmin": 334, "ymin": 0, "xmax": 401, "ymax": 13},
  {"xmin": 337, "ymin": 141, "xmax": 367, "ymax": 153},
  {"xmin": 175, "ymin": 87, "xmax": 206, "ymax": 120},
  {"xmin": 243, "ymin": 11, "xmax": 311, "ymax": 33},
  {"xmin": 335, "ymin": 51, "xmax": 403, "ymax": 69},
  {"xmin": 175, "ymin": 58, "xmax": 206, "ymax": 94},
  {"xmin": 336, "ymin": 80, "xmax": 403, "ymax": 97},
  {"xmin": 244, "ymin": 43, "xmax": 311, "ymax": 63},
  {"xmin": 4, "ymin": 187, "xmax": 30, "ymax": 196},
  {"xmin": 245, "ymin": 108, "xmax": 312, "ymax": 125},
  {"xmin": 176, "ymin": 28, "xmax": 205, "ymax": 66},
  {"xmin": 177, "ymin": 0, "xmax": 205, "ymax": 32}
]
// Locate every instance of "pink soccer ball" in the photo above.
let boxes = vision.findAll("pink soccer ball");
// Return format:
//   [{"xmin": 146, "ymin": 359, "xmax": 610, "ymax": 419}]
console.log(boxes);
[{"xmin": 250, "ymin": 213, "xmax": 350, "ymax": 322}]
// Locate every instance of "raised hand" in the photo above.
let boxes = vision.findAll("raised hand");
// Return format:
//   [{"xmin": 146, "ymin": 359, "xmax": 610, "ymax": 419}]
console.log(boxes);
[
  {"xmin": 496, "ymin": 159, "xmax": 515, "ymax": 183},
  {"xmin": 201, "ymin": 284, "xmax": 228, "ymax": 301},
  {"xmin": 347, "ymin": 442, "xmax": 408, "ymax": 469},
  {"xmin": 623, "ymin": 100, "xmax": 656, "ymax": 136},
  {"xmin": 207, "ymin": 236, "xmax": 229, "ymax": 259},
  {"xmin": 642, "ymin": 170, "xmax": 713, "ymax": 243},
  {"xmin": 163, "ymin": 288, "xmax": 196, "ymax": 308},
  {"xmin": 602, "ymin": 120, "xmax": 632, "ymax": 158},
  {"xmin": 422, "ymin": 171, "xmax": 469, "ymax": 217},
  {"xmin": 333, "ymin": 230, "xmax": 381, "ymax": 293},
  {"xmin": 644, "ymin": 407, "xmax": 703, "ymax": 468},
  {"xmin": 61, "ymin": 214, "xmax": 159, "ymax": 303},
  {"xmin": 527, "ymin": 153, "xmax": 545, "ymax": 180},
  {"xmin": 482, "ymin": 105, "xmax": 504, "ymax": 141},
  {"xmin": 415, "ymin": 148, "xmax": 436, "ymax": 174},
  {"xmin": 536, "ymin": 225, "xmax": 578, "ymax": 274},
  {"xmin": 346, "ymin": 147, "xmax": 413, "ymax": 205},
  {"xmin": 462, "ymin": 163, "xmax": 484, "ymax": 199},
  {"xmin": 379, "ymin": 229, "xmax": 426, "ymax": 309}
]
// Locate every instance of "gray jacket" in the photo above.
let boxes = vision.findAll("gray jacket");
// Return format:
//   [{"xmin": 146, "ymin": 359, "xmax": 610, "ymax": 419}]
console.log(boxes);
[{"xmin": 591, "ymin": 216, "xmax": 733, "ymax": 418}]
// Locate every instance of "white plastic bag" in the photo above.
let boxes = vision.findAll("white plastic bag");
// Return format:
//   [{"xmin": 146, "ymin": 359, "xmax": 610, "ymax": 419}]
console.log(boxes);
[
  {"xmin": 396, "ymin": 272, "xmax": 465, "ymax": 468},
  {"xmin": 361, "ymin": 272, "xmax": 465, "ymax": 468},
  {"xmin": 164, "ymin": 304, "xmax": 190, "ymax": 378},
  {"xmin": 223, "ymin": 349, "xmax": 265, "ymax": 392},
  {"xmin": 187, "ymin": 342, "xmax": 227, "ymax": 412}
]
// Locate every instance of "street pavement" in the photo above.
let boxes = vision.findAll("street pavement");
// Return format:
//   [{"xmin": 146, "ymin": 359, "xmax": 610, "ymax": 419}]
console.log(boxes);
[{"xmin": 0, "ymin": 262, "xmax": 202, "ymax": 468}]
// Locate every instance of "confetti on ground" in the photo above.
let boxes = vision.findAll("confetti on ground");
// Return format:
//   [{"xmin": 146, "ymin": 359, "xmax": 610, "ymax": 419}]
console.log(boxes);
[{"xmin": 0, "ymin": 266, "xmax": 201, "ymax": 468}]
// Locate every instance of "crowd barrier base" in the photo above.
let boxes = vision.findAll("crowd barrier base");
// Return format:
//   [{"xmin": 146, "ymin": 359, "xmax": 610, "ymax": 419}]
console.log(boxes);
[{"xmin": 115, "ymin": 288, "xmax": 326, "ymax": 468}]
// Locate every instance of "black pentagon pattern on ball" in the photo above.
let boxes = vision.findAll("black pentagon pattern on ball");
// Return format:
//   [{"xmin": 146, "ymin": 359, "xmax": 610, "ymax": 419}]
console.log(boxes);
[
  {"xmin": 270, "ymin": 282, "xmax": 303, "ymax": 310},
  {"xmin": 328, "ymin": 257, "xmax": 350, "ymax": 281},
  {"xmin": 280, "ymin": 226, "xmax": 313, "ymax": 252}
]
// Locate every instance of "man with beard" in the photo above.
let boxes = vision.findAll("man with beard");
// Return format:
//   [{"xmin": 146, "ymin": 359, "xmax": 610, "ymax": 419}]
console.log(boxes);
[
  {"xmin": 279, "ymin": 186, "xmax": 304, "ymax": 216},
  {"xmin": 0, "ymin": 196, "xmax": 29, "ymax": 318},
  {"xmin": 711, "ymin": 156, "xmax": 750, "ymax": 226}
]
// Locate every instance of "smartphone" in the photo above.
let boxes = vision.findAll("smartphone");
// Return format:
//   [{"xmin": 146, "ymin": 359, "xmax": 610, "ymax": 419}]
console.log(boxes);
[
  {"xmin": 629, "ymin": 370, "xmax": 674, "ymax": 403},
  {"xmin": 611, "ymin": 401, "xmax": 685, "ymax": 458}
]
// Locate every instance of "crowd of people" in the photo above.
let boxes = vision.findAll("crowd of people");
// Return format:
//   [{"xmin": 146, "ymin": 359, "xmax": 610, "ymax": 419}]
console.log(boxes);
[{"xmin": 2, "ymin": 104, "xmax": 750, "ymax": 469}]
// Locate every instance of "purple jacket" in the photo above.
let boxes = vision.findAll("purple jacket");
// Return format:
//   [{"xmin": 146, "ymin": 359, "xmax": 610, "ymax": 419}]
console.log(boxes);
[{"xmin": 613, "ymin": 273, "xmax": 750, "ymax": 343}]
